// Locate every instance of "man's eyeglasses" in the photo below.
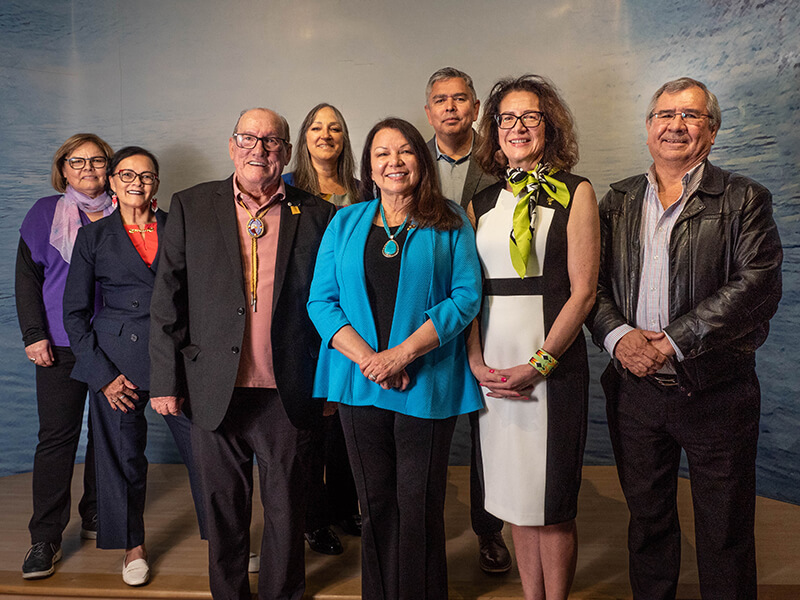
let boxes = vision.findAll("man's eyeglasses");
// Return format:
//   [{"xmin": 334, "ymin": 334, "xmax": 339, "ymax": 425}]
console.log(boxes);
[
  {"xmin": 649, "ymin": 110, "xmax": 711, "ymax": 124},
  {"xmin": 233, "ymin": 133, "xmax": 287, "ymax": 152},
  {"xmin": 66, "ymin": 156, "xmax": 107, "ymax": 170},
  {"xmin": 112, "ymin": 170, "xmax": 158, "ymax": 185},
  {"xmin": 495, "ymin": 111, "xmax": 544, "ymax": 130}
]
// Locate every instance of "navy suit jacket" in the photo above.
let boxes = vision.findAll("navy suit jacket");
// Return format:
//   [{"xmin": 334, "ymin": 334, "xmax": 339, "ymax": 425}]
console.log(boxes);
[
  {"xmin": 64, "ymin": 208, "xmax": 167, "ymax": 392},
  {"xmin": 149, "ymin": 176, "xmax": 336, "ymax": 432}
]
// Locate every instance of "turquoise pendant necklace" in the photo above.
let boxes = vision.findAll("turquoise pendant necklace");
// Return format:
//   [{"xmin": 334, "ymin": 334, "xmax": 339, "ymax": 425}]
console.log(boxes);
[{"xmin": 380, "ymin": 202, "xmax": 408, "ymax": 258}]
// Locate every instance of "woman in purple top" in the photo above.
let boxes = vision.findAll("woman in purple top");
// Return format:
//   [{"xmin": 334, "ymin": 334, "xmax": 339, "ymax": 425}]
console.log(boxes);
[{"xmin": 15, "ymin": 133, "xmax": 115, "ymax": 580}]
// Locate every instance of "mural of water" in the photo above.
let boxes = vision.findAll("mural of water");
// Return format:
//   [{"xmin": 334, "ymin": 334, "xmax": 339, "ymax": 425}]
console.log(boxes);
[{"xmin": 1, "ymin": 0, "xmax": 797, "ymax": 503}]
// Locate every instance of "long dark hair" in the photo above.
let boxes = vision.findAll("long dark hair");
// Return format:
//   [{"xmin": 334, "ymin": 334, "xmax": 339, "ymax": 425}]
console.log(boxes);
[
  {"xmin": 359, "ymin": 118, "xmax": 461, "ymax": 231},
  {"xmin": 292, "ymin": 103, "xmax": 359, "ymax": 201},
  {"xmin": 475, "ymin": 74, "xmax": 579, "ymax": 178}
]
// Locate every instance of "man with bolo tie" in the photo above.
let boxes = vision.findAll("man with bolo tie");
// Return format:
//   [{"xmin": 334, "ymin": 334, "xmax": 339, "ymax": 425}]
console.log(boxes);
[
  {"xmin": 587, "ymin": 78, "xmax": 782, "ymax": 599},
  {"xmin": 149, "ymin": 108, "xmax": 335, "ymax": 600}
]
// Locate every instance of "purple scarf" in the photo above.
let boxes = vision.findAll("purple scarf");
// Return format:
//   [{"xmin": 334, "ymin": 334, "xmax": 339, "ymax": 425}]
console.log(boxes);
[{"xmin": 50, "ymin": 185, "xmax": 115, "ymax": 263}]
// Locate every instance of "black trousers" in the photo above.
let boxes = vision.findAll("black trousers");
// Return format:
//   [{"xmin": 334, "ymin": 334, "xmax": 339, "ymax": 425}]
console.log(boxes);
[
  {"xmin": 340, "ymin": 404, "xmax": 456, "ymax": 600},
  {"xmin": 467, "ymin": 410, "xmax": 504, "ymax": 536},
  {"xmin": 305, "ymin": 411, "xmax": 359, "ymax": 532},
  {"xmin": 604, "ymin": 366, "xmax": 759, "ymax": 600},
  {"xmin": 191, "ymin": 388, "xmax": 310, "ymax": 600},
  {"xmin": 29, "ymin": 346, "xmax": 96, "ymax": 545}
]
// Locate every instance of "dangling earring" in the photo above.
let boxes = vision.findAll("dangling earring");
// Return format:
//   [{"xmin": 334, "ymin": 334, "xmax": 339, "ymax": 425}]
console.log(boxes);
[
  {"xmin": 111, "ymin": 192, "xmax": 118, "ymax": 208},
  {"xmin": 150, "ymin": 197, "xmax": 158, "ymax": 212},
  {"xmin": 372, "ymin": 182, "xmax": 379, "ymax": 199}
]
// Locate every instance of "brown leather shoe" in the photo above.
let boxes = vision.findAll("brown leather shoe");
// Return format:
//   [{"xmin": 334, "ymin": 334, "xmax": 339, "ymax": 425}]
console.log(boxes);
[{"xmin": 478, "ymin": 531, "xmax": 512, "ymax": 574}]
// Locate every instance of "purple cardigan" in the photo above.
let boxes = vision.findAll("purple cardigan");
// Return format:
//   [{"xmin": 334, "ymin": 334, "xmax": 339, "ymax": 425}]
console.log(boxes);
[{"xmin": 17, "ymin": 195, "xmax": 101, "ymax": 347}]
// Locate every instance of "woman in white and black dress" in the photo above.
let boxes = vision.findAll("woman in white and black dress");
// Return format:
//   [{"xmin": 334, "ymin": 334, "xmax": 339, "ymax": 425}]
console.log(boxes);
[{"xmin": 466, "ymin": 75, "xmax": 600, "ymax": 600}]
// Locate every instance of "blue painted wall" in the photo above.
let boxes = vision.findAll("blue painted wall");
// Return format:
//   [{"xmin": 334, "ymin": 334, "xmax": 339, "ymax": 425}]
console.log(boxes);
[{"xmin": 1, "ymin": 0, "xmax": 797, "ymax": 503}]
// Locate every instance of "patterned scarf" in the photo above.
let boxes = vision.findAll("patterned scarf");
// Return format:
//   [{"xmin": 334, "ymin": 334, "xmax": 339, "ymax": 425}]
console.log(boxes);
[{"xmin": 506, "ymin": 164, "xmax": 570, "ymax": 278}]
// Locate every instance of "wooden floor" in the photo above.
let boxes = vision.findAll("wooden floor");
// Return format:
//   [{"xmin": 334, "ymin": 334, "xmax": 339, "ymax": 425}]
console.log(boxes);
[{"xmin": 0, "ymin": 465, "xmax": 797, "ymax": 599}]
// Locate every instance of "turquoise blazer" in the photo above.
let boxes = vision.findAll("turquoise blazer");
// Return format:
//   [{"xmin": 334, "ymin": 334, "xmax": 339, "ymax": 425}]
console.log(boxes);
[{"xmin": 307, "ymin": 199, "xmax": 484, "ymax": 419}]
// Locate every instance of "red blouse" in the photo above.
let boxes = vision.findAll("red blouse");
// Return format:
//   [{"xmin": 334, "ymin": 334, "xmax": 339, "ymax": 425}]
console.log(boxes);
[{"xmin": 126, "ymin": 223, "xmax": 158, "ymax": 267}]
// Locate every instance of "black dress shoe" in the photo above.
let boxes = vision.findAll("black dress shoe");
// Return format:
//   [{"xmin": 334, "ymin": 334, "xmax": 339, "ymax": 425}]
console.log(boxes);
[
  {"xmin": 478, "ymin": 531, "xmax": 512, "ymax": 574},
  {"xmin": 305, "ymin": 527, "xmax": 343, "ymax": 555},
  {"xmin": 337, "ymin": 514, "xmax": 362, "ymax": 537}
]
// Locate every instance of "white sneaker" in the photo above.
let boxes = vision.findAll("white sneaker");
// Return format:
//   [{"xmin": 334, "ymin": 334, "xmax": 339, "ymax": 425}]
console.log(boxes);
[
  {"xmin": 248, "ymin": 552, "xmax": 259, "ymax": 573},
  {"xmin": 122, "ymin": 557, "xmax": 149, "ymax": 586}
]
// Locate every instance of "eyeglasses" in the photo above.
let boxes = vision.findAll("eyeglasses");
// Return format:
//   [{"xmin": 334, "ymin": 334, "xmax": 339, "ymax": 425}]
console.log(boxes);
[
  {"xmin": 649, "ymin": 110, "xmax": 711, "ymax": 124},
  {"xmin": 233, "ymin": 133, "xmax": 287, "ymax": 152},
  {"xmin": 495, "ymin": 111, "xmax": 544, "ymax": 129},
  {"xmin": 112, "ymin": 169, "xmax": 158, "ymax": 185},
  {"xmin": 66, "ymin": 156, "xmax": 107, "ymax": 170}
]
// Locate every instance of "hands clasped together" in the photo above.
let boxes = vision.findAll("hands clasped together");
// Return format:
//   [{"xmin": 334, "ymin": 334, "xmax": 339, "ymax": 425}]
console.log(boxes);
[
  {"xmin": 615, "ymin": 329, "xmax": 676, "ymax": 377},
  {"xmin": 359, "ymin": 346, "xmax": 412, "ymax": 391},
  {"xmin": 472, "ymin": 362, "xmax": 542, "ymax": 399}
]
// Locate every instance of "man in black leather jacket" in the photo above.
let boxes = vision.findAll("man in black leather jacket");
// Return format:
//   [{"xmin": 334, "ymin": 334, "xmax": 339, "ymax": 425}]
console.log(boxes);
[{"xmin": 587, "ymin": 78, "xmax": 782, "ymax": 600}]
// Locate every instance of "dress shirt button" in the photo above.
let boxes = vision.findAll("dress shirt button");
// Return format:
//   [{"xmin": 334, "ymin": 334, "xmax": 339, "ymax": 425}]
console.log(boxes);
[
  {"xmin": 231, "ymin": 346, "xmax": 240, "ymax": 354},
  {"xmin": 237, "ymin": 307, "xmax": 245, "ymax": 316},
  {"xmin": 130, "ymin": 334, "xmax": 138, "ymax": 342},
  {"xmin": 131, "ymin": 300, "xmax": 139, "ymax": 308}
]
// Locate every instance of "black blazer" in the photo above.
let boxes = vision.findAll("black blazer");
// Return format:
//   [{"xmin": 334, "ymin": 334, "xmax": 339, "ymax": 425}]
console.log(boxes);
[
  {"xmin": 64, "ymin": 208, "xmax": 167, "ymax": 392},
  {"xmin": 149, "ymin": 176, "xmax": 336, "ymax": 432}
]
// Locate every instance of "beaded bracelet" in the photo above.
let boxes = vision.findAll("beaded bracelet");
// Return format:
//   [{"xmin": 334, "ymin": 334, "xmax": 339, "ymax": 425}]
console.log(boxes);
[{"xmin": 528, "ymin": 348, "xmax": 559, "ymax": 378}]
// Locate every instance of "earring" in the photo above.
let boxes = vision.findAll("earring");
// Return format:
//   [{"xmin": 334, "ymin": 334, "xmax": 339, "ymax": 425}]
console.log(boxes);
[
  {"xmin": 150, "ymin": 197, "xmax": 158, "ymax": 212},
  {"xmin": 372, "ymin": 182, "xmax": 379, "ymax": 199},
  {"xmin": 111, "ymin": 192, "xmax": 118, "ymax": 208}
]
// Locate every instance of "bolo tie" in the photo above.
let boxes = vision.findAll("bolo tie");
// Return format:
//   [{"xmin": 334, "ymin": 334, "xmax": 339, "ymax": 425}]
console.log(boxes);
[{"xmin": 236, "ymin": 197, "xmax": 276, "ymax": 312}]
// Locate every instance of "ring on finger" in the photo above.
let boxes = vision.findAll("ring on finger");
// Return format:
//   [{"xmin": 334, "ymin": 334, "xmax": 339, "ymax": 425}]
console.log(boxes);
[
  {"xmin": 368, "ymin": 374, "xmax": 376, "ymax": 381},
  {"xmin": 29, "ymin": 357, "xmax": 36, "ymax": 363}
]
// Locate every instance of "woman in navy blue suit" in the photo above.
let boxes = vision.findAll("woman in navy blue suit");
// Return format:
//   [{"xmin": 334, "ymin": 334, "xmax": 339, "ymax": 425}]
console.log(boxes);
[{"xmin": 63, "ymin": 147, "xmax": 204, "ymax": 586}]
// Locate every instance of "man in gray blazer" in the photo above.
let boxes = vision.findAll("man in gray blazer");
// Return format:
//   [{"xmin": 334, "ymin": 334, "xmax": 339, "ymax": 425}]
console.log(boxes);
[
  {"xmin": 425, "ymin": 67, "xmax": 498, "ymax": 209},
  {"xmin": 424, "ymin": 67, "xmax": 509, "ymax": 573},
  {"xmin": 150, "ymin": 108, "xmax": 335, "ymax": 600}
]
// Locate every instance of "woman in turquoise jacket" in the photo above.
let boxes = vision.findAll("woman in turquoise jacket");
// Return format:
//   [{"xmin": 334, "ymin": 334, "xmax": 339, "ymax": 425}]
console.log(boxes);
[{"xmin": 307, "ymin": 117, "xmax": 483, "ymax": 600}]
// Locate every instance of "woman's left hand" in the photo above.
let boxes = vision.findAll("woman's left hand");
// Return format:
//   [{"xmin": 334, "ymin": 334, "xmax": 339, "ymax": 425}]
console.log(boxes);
[
  {"xmin": 101, "ymin": 374, "xmax": 139, "ymax": 412},
  {"xmin": 360, "ymin": 346, "xmax": 411, "ymax": 385},
  {"xmin": 481, "ymin": 363, "xmax": 542, "ymax": 399},
  {"xmin": 323, "ymin": 401, "xmax": 339, "ymax": 417}
]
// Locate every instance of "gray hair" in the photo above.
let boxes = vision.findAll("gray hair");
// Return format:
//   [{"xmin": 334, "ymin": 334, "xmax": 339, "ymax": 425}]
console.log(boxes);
[
  {"xmin": 425, "ymin": 67, "xmax": 477, "ymax": 104},
  {"xmin": 232, "ymin": 108, "xmax": 291, "ymax": 143},
  {"xmin": 646, "ymin": 77, "xmax": 721, "ymax": 132}
]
